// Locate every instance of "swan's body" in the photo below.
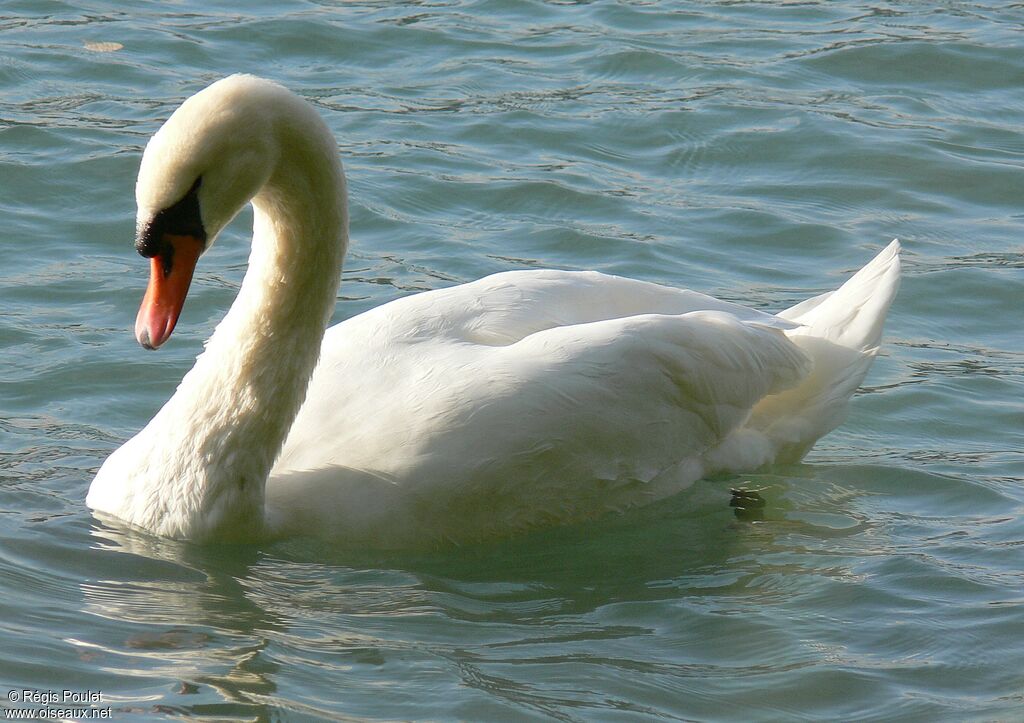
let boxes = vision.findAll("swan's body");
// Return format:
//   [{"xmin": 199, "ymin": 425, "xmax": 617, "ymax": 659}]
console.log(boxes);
[{"xmin": 88, "ymin": 75, "xmax": 901, "ymax": 546}]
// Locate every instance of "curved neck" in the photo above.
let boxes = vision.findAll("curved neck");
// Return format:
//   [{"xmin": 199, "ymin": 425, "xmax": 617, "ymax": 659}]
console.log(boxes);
[{"xmin": 130, "ymin": 142, "xmax": 347, "ymax": 540}]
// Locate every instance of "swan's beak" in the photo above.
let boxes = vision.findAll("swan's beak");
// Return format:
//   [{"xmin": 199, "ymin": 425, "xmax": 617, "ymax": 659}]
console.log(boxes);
[{"xmin": 134, "ymin": 234, "xmax": 204, "ymax": 350}]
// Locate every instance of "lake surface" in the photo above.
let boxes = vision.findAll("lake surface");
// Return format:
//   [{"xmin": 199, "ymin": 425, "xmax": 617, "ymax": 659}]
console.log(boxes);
[{"xmin": 1, "ymin": 1, "xmax": 1022, "ymax": 720}]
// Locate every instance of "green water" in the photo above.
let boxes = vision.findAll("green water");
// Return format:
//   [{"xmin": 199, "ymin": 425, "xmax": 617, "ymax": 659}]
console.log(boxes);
[{"xmin": 1, "ymin": 1, "xmax": 1022, "ymax": 720}]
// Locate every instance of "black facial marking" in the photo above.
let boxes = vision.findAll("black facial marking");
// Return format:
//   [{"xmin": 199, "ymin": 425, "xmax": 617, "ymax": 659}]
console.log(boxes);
[
  {"xmin": 160, "ymin": 242, "xmax": 175, "ymax": 277},
  {"xmin": 135, "ymin": 177, "xmax": 207, "ymax": 267}
]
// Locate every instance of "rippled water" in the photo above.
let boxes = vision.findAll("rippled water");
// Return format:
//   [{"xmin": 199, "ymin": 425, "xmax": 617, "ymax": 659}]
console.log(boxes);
[{"xmin": 2, "ymin": 1, "xmax": 1022, "ymax": 720}]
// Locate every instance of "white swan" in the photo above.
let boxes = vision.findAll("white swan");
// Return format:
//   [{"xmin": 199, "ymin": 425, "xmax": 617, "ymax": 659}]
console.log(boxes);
[{"xmin": 87, "ymin": 75, "xmax": 901, "ymax": 546}]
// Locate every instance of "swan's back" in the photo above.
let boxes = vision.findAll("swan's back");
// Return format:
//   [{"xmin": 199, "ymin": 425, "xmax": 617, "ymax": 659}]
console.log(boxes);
[{"xmin": 408, "ymin": 269, "xmax": 798, "ymax": 345}]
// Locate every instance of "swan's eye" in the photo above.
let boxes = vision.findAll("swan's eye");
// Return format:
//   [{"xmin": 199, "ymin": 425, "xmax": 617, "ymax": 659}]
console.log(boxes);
[{"xmin": 136, "ymin": 176, "xmax": 207, "ymax": 261}]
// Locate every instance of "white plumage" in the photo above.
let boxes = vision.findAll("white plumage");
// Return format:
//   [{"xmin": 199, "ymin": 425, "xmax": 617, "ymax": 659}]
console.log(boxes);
[{"xmin": 87, "ymin": 75, "xmax": 901, "ymax": 547}]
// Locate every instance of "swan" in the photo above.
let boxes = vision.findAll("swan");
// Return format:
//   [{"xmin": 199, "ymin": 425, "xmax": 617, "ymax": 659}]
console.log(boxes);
[{"xmin": 87, "ymin": 75, "xmax": 901, "ymax": 546}]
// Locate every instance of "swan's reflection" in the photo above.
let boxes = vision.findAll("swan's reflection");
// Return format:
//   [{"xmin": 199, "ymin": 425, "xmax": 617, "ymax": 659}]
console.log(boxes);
[
  {"xmin": 77, "ymin": 472, "xmax": 874, "ymax": 718},
  {"xmin": 77, "ymin": 519, "xmax": 279, "ymax": 715}
]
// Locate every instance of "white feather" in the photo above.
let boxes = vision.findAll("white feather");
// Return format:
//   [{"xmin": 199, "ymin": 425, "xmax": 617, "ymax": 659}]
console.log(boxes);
[{"xmin": 87, "ymin": 76, "xmax": 901, "ymax": 546}]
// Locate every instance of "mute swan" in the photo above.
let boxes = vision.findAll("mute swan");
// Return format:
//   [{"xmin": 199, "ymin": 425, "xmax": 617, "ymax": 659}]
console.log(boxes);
[{"xmin": 87, "ymin": 75, "xmax": 901, "ymax": 546}]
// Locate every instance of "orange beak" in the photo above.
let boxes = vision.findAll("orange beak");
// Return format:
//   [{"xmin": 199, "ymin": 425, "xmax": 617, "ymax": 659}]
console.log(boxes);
[{"xmin": 134, "ymin": 234, "xmax": 204, "ymax": 350}]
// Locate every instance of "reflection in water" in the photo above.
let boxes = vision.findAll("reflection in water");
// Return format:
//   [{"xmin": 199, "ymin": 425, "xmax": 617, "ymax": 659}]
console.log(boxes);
[
  {"xmin": 74, "ymin": 484, "xmax": 745, "ymax": 715},
  {"xmin": 73, "ymin": 477, "xmax": 884, "ymax": 717},
  {"xmin": 79, "ymin": 522, "xmax": 280, "ymax": 717}
]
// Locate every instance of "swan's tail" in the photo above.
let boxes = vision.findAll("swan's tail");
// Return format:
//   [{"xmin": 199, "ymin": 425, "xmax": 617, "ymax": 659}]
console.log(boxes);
[{"xmin": 748, "ymin": 240, "xmax": 902, "ymax": 463}]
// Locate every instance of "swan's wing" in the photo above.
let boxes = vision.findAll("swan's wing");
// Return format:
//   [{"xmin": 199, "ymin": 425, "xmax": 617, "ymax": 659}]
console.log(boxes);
[
  {"xmin": 274, "ymin": 303, "xmax": 810, "ymax": 539},
  {"xmin": 426, "ymin": 309, "xmax": 811, "ymax": 486},
  {"xmin": 352, "ymin": 269, "xmax": 797, "ymax": 346}
]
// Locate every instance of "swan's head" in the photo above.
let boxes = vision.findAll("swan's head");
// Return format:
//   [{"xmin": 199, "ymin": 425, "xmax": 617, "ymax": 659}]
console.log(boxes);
[{"xmin": 132, "ymin": 75, "xmax": 291, "ymax": 349}]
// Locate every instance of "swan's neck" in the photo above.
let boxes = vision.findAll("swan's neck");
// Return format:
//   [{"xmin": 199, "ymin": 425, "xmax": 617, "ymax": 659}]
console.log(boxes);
[{"xmin": 103, "ymin": 148, "xmax": 347, "ymax": 541}]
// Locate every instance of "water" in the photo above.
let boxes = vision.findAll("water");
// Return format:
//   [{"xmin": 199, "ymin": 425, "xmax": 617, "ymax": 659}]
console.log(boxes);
[{"xmin": 1, "ymin": 1, "xmax": 1022, "ymax": 719}]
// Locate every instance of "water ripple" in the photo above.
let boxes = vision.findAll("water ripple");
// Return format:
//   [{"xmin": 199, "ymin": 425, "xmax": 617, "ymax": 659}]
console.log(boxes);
[{"xmin": 1, "ymin": 0, "xmax": 1022, "ymax": 720}]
